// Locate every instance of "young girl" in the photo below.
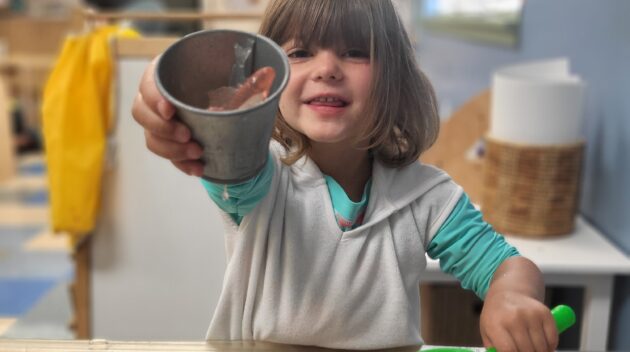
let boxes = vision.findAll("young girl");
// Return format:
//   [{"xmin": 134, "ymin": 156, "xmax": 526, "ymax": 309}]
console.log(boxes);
[{"xmin": 132, "ymin": 0, "xmax": 558, "ymax": 350}]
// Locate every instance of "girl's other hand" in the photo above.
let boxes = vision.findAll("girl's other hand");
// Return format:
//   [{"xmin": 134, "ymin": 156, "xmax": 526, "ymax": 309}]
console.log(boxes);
[
  {"xmin": 131, "ymin": 56, "xmax": 204, "ymax": 177},
  {"xmin": 480, "ymin": 257, "xmax": 558, "ymax": 352}
]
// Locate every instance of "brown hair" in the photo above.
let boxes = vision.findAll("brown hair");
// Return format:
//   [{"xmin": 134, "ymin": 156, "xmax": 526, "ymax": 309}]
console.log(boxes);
[{"xmin": 259, "ymin": 0, "xmax": 440, "ymax": 167}]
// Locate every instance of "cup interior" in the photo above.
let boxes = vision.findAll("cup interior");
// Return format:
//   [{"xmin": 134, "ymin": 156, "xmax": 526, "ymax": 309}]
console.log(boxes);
[{"xmin": 156, "ymin": 30, "xmax": 289, "ymax": 113}]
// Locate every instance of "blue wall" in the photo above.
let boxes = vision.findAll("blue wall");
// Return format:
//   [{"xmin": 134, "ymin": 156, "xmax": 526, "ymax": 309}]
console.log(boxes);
[{"xmin": 415, "ymin": 0, "xmax": 630, "ymax": 349}]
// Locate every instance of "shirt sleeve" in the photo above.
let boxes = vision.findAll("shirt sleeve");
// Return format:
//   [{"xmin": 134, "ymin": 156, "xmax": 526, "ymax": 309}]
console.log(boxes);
[
  {"xmin": 426, "ymin": 193, "xmax": 520, "ymax": 299},
  {"xmin": 200, "ymin": 153, "xmax": 274, "ymax": 225}
]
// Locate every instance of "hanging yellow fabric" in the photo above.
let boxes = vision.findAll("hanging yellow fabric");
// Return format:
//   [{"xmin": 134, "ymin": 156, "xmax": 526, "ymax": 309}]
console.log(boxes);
[{"xmin": 42, "ymin": 25, "xmax": 138, "ymax": 246}]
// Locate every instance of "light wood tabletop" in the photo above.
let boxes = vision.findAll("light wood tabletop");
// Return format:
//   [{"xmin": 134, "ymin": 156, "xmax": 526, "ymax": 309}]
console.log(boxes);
[{"xmin": 0, "ymin": 339, "xmax": 425, "ymax": 352}]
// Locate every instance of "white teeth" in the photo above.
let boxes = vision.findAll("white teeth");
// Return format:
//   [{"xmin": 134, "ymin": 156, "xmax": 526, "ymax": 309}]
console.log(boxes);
[{"xmin": 313, "ymin": 96, "xmax": 341, "ymax": 103}]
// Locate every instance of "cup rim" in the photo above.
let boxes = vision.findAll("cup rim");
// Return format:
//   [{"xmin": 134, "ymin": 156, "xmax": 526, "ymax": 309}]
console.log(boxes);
[{"xmin": 154, "ymin": 29, "xmax": 290, "ymax": 117}]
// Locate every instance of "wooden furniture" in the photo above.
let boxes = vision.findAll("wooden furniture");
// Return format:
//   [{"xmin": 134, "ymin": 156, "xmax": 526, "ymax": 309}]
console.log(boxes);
[
  {"xmin": 0, "ymin": 11, "xmax": 82, "ymax": 130},
  {"xmin": 0, "ymin": 74, "xmax": 16, "ymax": 182},
  {"xmin": 420, "ymin": 283, "xmax": 484, "ymax": 348},
  {"xmin": 423, "ymin": 217, "xmax": 630, "ymax": 351},
  {"xmin": 83, "ymin": 9, "xmax": 263, "ymax": 22},
  {"xmin": 200, "ymin": 0, "xmax": 266, "ymax": 32},
  {"xmin": 421, "ymin": 90, "xmax": 490, "ymax": 205}
]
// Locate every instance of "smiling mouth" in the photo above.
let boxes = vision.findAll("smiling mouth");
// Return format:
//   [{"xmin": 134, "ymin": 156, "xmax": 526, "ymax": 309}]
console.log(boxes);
[{"xmin": 306, "ymin": 96, "xmax": 349, "ymax": 107}]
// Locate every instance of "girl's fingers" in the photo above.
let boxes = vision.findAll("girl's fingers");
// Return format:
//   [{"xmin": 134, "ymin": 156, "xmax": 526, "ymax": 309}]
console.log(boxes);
[
  {"xmin": 138, "ymin": 58, "xmax": 165, "ymax": 113},
  {"xmin": 510, "ymin": 328, "xmax": 534, "ymax": 352},
  {"xmin": 133, "ymin": 94, "xmax": 190, "ymax": 143},
  {"xmin": 488, "ymin": 327, "xmax": 519, "ymax": 352},
  {"xmin": 157, "ymin": 98, "xmax": 175, "ymax": 121},
  {"xmin": 527, "ymin": 325, "xmax": 550, "ymax": 352},
  {"xmin": 528, "ymin": 305, "xmax": 557, "ymax": 352},
  {"xmin": 145, "ymin": 130, "xmax": 203, "ymax": 161},
  {"xmin": 481, "ymin": 330, "xmax": 494, "ymax": 351},
  {"xmin": 135, "ymin": 55, "xmax": 203, "ymax": 178},
  {"xmin": 542, "ymin": 313, "xmax": 559, "ymax": 352},
  {"xmin": 172, "ymin": 160, "xmax": 205, "ymax": 177},
  {"xmin": 137, "ymin": 56, "xmax": 175, "ymax": 120}
]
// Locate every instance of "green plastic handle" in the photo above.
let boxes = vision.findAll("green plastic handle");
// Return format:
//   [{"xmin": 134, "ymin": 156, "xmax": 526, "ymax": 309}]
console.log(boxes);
[
  {"xmin": 551, "ymin": 304, "xmax": 577, "ymax": 334},
  {"xmin": 486, "ymin": 305, "xmax": 576, "ymax": 352},
  {"xmin": 422, "ymin": 305, "xmax": 576, "ymax": 352}
]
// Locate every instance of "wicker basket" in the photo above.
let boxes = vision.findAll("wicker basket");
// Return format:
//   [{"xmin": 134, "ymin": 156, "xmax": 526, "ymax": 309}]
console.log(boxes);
[{"xmin": 481, "ymin": 136, "xmax": 585, "ymax": 237}]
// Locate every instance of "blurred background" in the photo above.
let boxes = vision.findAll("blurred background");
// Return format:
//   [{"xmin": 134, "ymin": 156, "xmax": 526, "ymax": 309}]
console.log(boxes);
[{"xmin": 0, "ymin": 0, "xmax": 629, "ymax": 351}]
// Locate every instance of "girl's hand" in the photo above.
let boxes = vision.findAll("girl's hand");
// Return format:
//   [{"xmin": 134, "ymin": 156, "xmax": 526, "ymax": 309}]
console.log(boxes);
[
  {"xmin": 131, "ymin": 56, "xmax": 204, "ymax": 177},
  {"xmin": 480, "ymin": 257, "xmax": 558, "ymax": 352}
]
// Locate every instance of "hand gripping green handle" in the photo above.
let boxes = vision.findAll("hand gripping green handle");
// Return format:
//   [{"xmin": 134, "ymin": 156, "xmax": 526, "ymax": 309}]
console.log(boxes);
[
  {"xmin": 486, "ymin": 305, "xmax": 576, "ymax": 352},
  {"xmin": 423, "ymin": 305, "xmax": 576, "ymax": 352}
]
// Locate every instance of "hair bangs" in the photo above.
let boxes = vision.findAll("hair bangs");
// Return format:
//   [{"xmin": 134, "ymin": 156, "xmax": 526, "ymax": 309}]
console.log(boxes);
[{"xmin": 276, "ymin": 0, "xmax": 372, "ymax": 53}]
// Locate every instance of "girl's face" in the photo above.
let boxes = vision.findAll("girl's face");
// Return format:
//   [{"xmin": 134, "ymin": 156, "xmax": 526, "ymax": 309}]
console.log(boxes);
[{"xmin": 278, "ymin": 41, "xmax": 373, "ymax": 147}]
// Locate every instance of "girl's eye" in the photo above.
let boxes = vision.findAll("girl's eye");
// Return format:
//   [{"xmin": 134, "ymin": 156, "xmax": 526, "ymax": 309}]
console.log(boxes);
[
  {"xmin": 344, "ymin": 49, "xmax": 369, "ymax": 59},
  {"xmin": 287, "ymin": 49, "xmax": 311, "ymax": 59}
]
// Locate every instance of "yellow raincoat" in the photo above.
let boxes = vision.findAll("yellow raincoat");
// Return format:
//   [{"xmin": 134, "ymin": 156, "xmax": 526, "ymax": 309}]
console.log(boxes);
[{"xmin": 42, "ymin": 25, "xmax": 138, "ymax": 246}]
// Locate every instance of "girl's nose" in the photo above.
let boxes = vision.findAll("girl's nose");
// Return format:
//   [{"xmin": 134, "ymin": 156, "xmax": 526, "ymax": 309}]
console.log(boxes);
[{"xmin": 311, "ymin": 51, "xmax": 343, "ymax": 82}]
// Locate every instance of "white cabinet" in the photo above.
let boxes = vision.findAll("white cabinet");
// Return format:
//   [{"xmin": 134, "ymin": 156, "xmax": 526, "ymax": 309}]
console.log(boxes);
[{"xmin": 91, "ymin": 48, "xmax": 227, "ymax": 340}]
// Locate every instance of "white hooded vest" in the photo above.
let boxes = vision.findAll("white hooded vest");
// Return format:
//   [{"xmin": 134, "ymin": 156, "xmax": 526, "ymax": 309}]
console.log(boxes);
[{"xmin": 206, "ymin": 142, "xmax": 463, "ymax": 350}]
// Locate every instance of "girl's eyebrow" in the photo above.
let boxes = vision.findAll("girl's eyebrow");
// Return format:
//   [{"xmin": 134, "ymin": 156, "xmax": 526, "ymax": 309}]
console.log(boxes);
[
  {"xmin": 284, "ymin": 41, "xmax": 318, "ymax": 52},
  {"xmin": 281, "ymin": 39, "xmax": 300, "ymax": 48},
  {"xmin": 280, "ymin": 40, "xmax": 296, "ymax": 50}
]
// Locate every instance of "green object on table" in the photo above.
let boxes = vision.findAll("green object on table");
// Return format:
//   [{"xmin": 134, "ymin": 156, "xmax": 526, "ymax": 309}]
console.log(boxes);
[
  {"xmin": 423, "ymin": 305, "xmax": 576, "ymax": 352},
  {"xmin": 551, "ymin": 304, "xmax": 577, "ymax": 334}
]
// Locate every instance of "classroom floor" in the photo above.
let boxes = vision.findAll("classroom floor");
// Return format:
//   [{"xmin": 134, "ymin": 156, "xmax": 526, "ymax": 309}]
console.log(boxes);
[{"xmin": 0, "ymin": 153, "xmax": 74, "ymax": 339}]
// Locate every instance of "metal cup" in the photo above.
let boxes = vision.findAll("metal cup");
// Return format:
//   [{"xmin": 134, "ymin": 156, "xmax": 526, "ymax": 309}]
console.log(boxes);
[{"xmin": 155, "ymin": 29, "xmax": 290, "ymax": 183}]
